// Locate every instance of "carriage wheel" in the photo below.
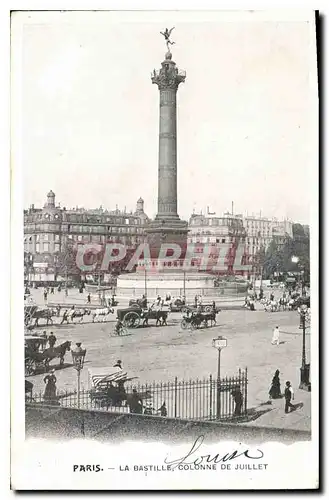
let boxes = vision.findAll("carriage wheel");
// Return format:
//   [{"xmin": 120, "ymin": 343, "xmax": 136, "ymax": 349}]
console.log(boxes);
[
  {"xmin": 205, "ymin": 306, "xmax": 212, "ymax": 313},
  {"xmin": 120, "ymin": 327, "xmax": 128, "ymax": 336},
  {"xmin": 182, "ymin": 307, "xmax": 188, "ymax": 314},
  {"xmin": 189, "ymin": 321, "xmax": 197, "ymax": 331},
  {"xmin": 123, "ymin": 311, "xmax": 141, "ymax": 328},
  {"xmin": 181, "ymin": 319, "xmax": 188, "ymax": 330}
]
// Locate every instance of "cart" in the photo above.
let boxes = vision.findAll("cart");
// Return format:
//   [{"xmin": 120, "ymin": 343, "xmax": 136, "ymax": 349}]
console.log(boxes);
[
  {"xmin": 88, "ymin": 367, "xmax": 146, "ymax": 409},
  {"xmin": 24, "ymin": 335, "xmax": 48, "ymax": 375}
]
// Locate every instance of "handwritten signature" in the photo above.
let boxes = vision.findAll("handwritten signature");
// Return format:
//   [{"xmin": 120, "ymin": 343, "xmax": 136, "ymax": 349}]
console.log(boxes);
[{"xmin": 164, "ymin": 435, "xmax": 264, "ymax": 470}]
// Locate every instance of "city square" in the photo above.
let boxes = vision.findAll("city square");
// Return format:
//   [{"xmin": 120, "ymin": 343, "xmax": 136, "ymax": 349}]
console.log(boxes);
[{"xmin": 26, "ymin": 287, "xmax": 311, "ymax": 431}]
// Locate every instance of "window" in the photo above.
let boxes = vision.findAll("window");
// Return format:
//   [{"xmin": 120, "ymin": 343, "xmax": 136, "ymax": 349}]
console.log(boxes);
[
  {"xmin": 44, "ymin": 234, "xmax": 49, "ymax": 242},
  {"xmin": 36, "ymin": 234, "xmax": 40, "ymax": 242},
  {"xmin": 125, "ymin": 218, "xmax": 129, "ymax": 225},
  {"xmin": 43, "ymin": 242, "xmax": 49, "ymax": 252},
  {"xmin": 36, "ymin": 243, "xmax": 40, "ymax": 253},
  {"xmin": 54, "ymin": 243, "xmax": 60, "ymax": 252},
  {"xmin": 68, "ymin": 225, "xmax": 71, "ymax": 232},
  {"xmin": 221, "ymin": 238, "xmax": 226, "ymax": 244},
  {"xmin": 77, "ymin": 235, "xmax": 83, "ymax": 242},
  {"xmin": 54, "ymin": 234, "xmax": 60, "ymax": 242}
]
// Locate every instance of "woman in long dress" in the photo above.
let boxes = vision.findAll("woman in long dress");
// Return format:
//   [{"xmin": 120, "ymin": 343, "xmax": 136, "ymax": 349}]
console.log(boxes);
[
  {"xmin": 43, "ymin": 369, "xmax": 57, "ymax": 403},
  {"xmin": 269, "ymin": 369, "xmax": 281, "ymax": 399}
]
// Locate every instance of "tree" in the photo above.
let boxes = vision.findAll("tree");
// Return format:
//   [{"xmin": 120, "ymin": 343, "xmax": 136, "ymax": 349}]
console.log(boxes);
[
  {"xmin": 263, "ymin": 240, "xmax": 283, "ymax": 279},
  {"xmin": 262, "ymin": 225, "xmax": 310, "ymax": 280},
  {"xmin": 55, "ymin": 240, "xmax": 79, "ymax": 280}
]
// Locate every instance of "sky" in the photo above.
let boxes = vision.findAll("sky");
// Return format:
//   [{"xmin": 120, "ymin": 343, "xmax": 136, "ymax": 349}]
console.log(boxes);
[{"xmin": 14, "ymin": 10, "xmax": 317, "ymax": 224}]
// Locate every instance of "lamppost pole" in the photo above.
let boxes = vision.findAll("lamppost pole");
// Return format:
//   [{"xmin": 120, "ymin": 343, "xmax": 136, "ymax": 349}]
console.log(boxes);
[
  {"xmin": 298, "ymin": 306, "xmax": 311, "ymax": 391},
  {"xmin": 217, "ymin": 348, "xmax": 221, "ymax": 418},
  {"xmin": 71, "ymin": 343, "xmax": 87, "ymax": 410},
  {"xmin": 77, "ymin": 369, "xmax": 81, "ymax": 409},
  {"xmin": 212, "ymin": 336, "xmax": 227, "ymax": 420},
  {"xmin": 144, "ymin": 266, "xmax": 147, "ymax": 298}
]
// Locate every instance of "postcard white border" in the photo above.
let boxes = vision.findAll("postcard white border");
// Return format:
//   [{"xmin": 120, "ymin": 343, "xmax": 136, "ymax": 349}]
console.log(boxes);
[{"xmin": 2, "ymin": 1, "xmax": 322, "ymax": 494}]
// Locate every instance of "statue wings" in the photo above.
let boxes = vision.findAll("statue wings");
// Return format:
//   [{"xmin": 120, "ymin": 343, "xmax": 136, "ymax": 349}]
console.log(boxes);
[{"xmin": 160, "ymin": 27, "xmax": 175, "ymax": 40}]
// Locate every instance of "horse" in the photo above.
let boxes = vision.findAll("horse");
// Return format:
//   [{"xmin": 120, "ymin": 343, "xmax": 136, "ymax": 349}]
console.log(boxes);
[
  {"xmin": 60, "ymin": 309, "xmax": 76, "ymax": 324},
  {"xmin": 33, "ymin": 308, "xmax": 57, "ymax": 327},
  {"xmin": 92, "ymin": 307, "xmax": 114, "ymax": 323},
  {"xmin": 142, "ymin": 309, "xmax": 168, "ymax": 327},
  {"xmin": 201, "ymin": 311, "xmax": 218, "ymax": 326},
  {"xmin": 71, "ymin": 308, "xmax": 91, "ymax": 323},
  {"xmin": 42, "ymin": 340, "xmax": 72, "ymax": 369},
  {"xmin": 279, "ymin": 297, "xmax": 288, "ymax": 311}
]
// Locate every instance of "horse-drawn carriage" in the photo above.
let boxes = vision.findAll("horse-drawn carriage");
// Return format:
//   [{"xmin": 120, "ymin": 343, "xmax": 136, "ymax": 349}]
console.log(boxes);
[
  {"xmin": 116, "ymin": 306, "xmax": 168, "ymax": 328},
  {"xmin": 180, "ymin": 310, "xmax": 218, "ymax": 330},
  {"xmin": 24, "ymin": 335, "xmax": 49, "ymax": 375},
  {"xmin": 24, "ymin": 336, "xmax": 71, "ymax": 375},
  {"xmin": 24, "ymin": 305, "xmax": 57, "ymax": 327},
  {"xmin": 88, "ymin": 368, "xmax": 151, "ymax": 409}
]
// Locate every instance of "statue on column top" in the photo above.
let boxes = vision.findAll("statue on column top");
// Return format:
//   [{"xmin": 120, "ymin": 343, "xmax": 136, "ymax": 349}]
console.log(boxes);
[{"xmin": 160, "ymin": 27, "xmax": 175, "ymax": 50}]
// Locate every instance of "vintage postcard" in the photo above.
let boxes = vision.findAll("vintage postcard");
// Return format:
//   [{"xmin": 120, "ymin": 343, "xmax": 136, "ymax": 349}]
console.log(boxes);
[{"xmin": 10, "ymin": 8, "xmax": 319, "ymax": 490}]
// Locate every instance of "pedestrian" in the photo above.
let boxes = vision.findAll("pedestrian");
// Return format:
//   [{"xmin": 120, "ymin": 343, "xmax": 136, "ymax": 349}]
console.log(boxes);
[
  {"xmin": 284, "ymin": 381, "xmax": 295, "ymax": 413},
  {"xmin": 43, "ymin": 289, "xmax": 48, "ymax": 302},
  {"xmin": 271, "ymin": 326, "xmax": 280, "ymax": 346},
  {"xmin": 158, "ymin": 401, "xmax": 167, "ymax": 417},
  {"xmin": 113, "ymin": 359, "xmax": 123, "ymax": 370},
  {"xmin": 40, "ymin": 330, "xmax": 48, "ymax": 350},
  {"xmin": 43, "ymin": 369, "xmax": 57, "ymax": 404},
  {"xmin": 231, "ymin": 388, "xmax": 243, "ymax": 416},
  {"xmin": 48, "ymin": 331, "xmax": 57, "ymax": 348},
  {"xmin": 128, "ymin": 388, "xmax": 143, "ymax": 414},
  {"xmin": 87, "ymin": 293, "xmax": 91, "ymax": 304},
  {"xmin": 269, "ymin": 369, "xmax": 281, "ymax": 399}
]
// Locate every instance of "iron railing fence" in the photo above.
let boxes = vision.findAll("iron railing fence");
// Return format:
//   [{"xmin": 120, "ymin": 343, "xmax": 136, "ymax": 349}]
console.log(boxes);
[{"xmin": 26, "ymin": 369, "xmax": 248, "ymax": 421}]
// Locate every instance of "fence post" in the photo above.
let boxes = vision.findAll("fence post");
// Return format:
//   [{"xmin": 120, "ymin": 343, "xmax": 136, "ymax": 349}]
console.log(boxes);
[
  {"xmin": 244, "ymin": 367, "xmax": 248, "ymax": 415},
  {"xmin": 209, "ymin": 374, "xmax": 212, "ymax": 419},
  {"xmin": 174, "ymin": 376, "xmax": 177, "ymax": 418}
]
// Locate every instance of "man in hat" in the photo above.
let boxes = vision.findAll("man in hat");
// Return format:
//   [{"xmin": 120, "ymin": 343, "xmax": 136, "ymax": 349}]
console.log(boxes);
[
  {"xmin": 128, "ymin": 388, "xmax": 143, "ymax": 414},
  {"xmin": 113, "ymin": 360, "xmax": 123, "ymax": 370},
  {"xmin": 48, "ymin": 332, "xmax": 57, "ymax": 348},
  {"xmin": 284, "ymin": 381, "xmax": 295, "ymax": 413},
  {"xmin": 231, "ymin": 388, "xmax": 243, "ymax": 416}
]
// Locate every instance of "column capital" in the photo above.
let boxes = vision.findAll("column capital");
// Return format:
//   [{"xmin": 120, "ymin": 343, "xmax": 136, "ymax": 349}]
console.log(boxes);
[{"xmin": 151, "ymin": 59, "xmax": 186, "ymax": 91}]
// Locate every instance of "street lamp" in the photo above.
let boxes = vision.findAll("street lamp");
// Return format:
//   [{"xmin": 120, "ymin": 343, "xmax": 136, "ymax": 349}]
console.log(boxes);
[
  {"xmin": 212, "ymin": 336, "xmax": 227, "ymax": 418},
  {"xmin": 298, "ymin": 305, "xmax": 311, "ymax": 391},
  {"xmin": 71, "ymin": 342, "xmax": 87, "ymax": 408}
]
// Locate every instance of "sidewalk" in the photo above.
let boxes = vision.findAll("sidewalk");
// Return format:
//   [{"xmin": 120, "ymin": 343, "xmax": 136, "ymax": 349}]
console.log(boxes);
[{"xmin": 244, "ymin": 387, "xmax": 311, "ymax": 432}]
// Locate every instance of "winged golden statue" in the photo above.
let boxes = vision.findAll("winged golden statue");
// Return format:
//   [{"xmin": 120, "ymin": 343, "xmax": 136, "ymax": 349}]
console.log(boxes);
[{"xmin": 160, "ymin": 27, "xmax": 176, "ymax": 50}]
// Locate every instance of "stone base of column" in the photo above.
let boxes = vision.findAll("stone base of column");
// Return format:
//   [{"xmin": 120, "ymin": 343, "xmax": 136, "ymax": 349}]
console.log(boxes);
[{"xmin": 145, "ymin": 218, "xmax": 189, "ymax": 258}]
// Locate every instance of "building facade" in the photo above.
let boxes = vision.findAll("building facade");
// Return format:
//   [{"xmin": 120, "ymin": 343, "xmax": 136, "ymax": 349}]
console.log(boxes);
[
  {"xmin": 243, "ymin": 215, "xmax": 293, "ymax": 256},
  {"xmin": 24, "ymin": 191, "xmax": 149, "ymax": 280}
]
